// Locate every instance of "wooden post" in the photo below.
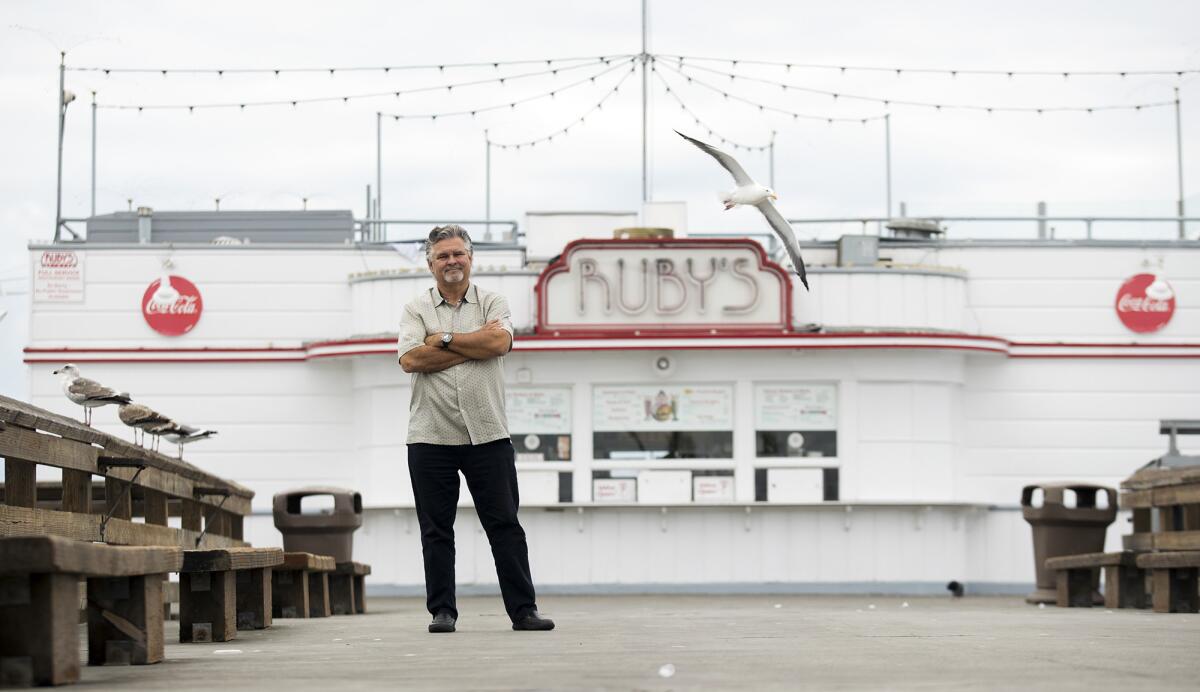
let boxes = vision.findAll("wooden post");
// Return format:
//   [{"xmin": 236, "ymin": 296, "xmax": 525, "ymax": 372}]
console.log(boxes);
[
  {"xmin": 271, "ymin": 568, "xmax": 311, "ymax": 618},
  {"xmin": 182, "ymin": 499, "xmax": 202, "ymax": 532},
  {"xmin": 230, "ymin": 514, "xmax": 244, "ymax": 541},
  {"xmin": 308, "ymin": 572, "xmax": 331, "ymax": 617},
  {"xmin": 235, "ymin": 568, "xmax": 272, "ymax": 630},
  {"xmin": 3, "ymin": 459, "xmax": 36, "ymax": 508},
  {"xmin": 354, "ymin": 574, "xmax": 366, "ymax": 614},
  {"xmin": 329, "ymin": 572, "xmax": 356, "ymax": 615},
  {"xmin": 61, "ymin": 469, "xmax": 93, "ymax": 514},
  {"xmin": 104, "ymin": 477, "xmax": 132, "ymax": 521},
  {"xmin": 0, "ymin": 572, "xmax": 80, "ymax": 686},
  {"xmin": 86, "ymin": 574, "xmax": 165, "ymax": 665},
  {"xmin": 143, "ymin": 489, "xmax": 168, "ymax": 526},
  {"xmin": 179, "ymin": 571, "xmax": 236, "ymax": 642},
  {"xmin": 1104, "ymin": 564, "xmax": 1148, "ymax": 609}
]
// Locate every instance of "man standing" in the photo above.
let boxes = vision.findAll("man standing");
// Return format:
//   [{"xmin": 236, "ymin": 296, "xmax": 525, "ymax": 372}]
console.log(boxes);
[{"xmin": 398, "ymin": 225, "xmax": 554, "ymax": 634}]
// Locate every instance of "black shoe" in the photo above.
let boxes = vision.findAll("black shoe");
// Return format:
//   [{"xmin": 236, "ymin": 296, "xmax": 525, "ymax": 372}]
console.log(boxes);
[
  {"xmin": 512, "ymin": 610, "xmax": 555, "ymax": 631},
  {"xmin": 428, "ymin": 611, "xmax": 456, "ymax": 633}
]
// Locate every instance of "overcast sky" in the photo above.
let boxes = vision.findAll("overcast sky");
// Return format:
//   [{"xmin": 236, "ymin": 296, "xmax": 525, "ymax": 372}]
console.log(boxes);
[
  {"xmin": 3, "ymin": 0, "xmax": 1198, "ymax": 260},
  {"xmin": 2, "ymin": 0, "xmax": 1199, "ymax": 313}
]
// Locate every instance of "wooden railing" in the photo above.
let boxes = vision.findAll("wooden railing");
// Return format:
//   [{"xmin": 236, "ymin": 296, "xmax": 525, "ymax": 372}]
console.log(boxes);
[{"xmin": 0, "ymin": 395, "xmax": 251, "ymax": 549}]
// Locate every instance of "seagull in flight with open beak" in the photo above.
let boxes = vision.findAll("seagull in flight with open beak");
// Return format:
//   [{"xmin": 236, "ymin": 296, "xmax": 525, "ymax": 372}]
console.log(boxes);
[{"xmin": 675, "ymin": 130, "xmax": 809, "ymax": 290}]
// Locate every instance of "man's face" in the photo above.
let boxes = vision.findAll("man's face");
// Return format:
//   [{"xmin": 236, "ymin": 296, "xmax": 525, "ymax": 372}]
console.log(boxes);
[{"xmin": 429, "ymin": 237, "xmax": 472, "ymax": 285}]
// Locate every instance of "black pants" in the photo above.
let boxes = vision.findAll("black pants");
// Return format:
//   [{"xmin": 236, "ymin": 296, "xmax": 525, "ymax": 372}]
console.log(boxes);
[{"xmin": 407, "ymin": 438, "xmax": 537, "ymax": 621}]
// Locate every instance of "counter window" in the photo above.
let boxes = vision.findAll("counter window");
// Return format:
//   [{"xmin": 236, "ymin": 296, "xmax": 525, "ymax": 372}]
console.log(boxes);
[
  {"xmin": 754, "ymin": 383, "xmax": 838, "ymax": 458},
  {"xmin": 592, "ymin": 384, "xmax": 734, "ymax": 459},
  {"xmin": 506, "ymin": 387, "xmax": 572, "ymax": 461}
]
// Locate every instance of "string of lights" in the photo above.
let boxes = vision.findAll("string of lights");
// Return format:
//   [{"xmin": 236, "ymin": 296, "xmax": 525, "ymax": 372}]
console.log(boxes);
[
  {"xmin": 380, "ymin": 58, "xmax": 636, "ymax": 121},
  {"xmin": 675, "ymin": 61, "xmax": 1178, "ymax": 114},
  {"xmin": 487, "ymin": 67, "xmax": 635, "ymax": 150},
  {"xmin": 94, "ymin": 57, "xmax": 618, "ymax": 112},
  {"xmin": 657, "ymin": 53, "xmax": 1200, "ymax": 80},
  {"xmin": 655, "ymin": 59, "xmax": 888, "ymax": 124},
  {"xmin": 69, "ymin": 54, "xmax": 632, "ymax": 76},
  {"xmin": 652, "ymin": 67, "xmax": 772, "ymax": 151}
]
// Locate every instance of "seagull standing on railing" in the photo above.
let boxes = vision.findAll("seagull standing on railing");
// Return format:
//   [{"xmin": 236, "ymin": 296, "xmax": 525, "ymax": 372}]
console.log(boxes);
[
  {"xmin": 117, "ymin": 402, "xmax": 173, "ymax": 446},
  {"xmin": 52, "ymin": 364, "xmax": 132, "ymax": 426},
  {"xmin": 160, "ymin": 424, "xmax": 218, "ymax": 459},
  {"xmin": 675, "ymin": 130, "xmax": 809, "ymax": 290}
]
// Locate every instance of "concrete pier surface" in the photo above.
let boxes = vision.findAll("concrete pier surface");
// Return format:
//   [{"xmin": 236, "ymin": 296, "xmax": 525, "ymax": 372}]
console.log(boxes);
[{"xmin": 79, "ymin": 595, "xmax": 1197, "ymax": 690}]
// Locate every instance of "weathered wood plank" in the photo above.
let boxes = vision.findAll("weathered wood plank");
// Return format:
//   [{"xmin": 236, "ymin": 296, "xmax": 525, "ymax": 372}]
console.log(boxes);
[
  {"xmin": 4, "ymin": 459, "xmax": 37, "ymax": 508},
  {"xmin": 1119, "ymin": 489, "xmax": 1153, "ymax": 509},
  {"xmin": 0, "ymin": 424, "xmax": 96, "ymax": 473},
  {"xmin": 0, "ymin": 572, "xmax": 80, "ymax": 685},
  {"xmin": 87, "ymin": 574, "xmax": 166, "ymax": 665},
  {"xmin": 334, "ymin": 561, "xmax": 371, "ymax": 577},
  {"xmin": 0, "ymin": 505, "xmax": 246, "ymax": 549},
  {"xmin": 144, "ymin": 489, "xmax": 168, "ymax": 526},
  {"xmin": 1155, "ymin": 483, "xmax": 1200, "ymax": 506},
  {"xmin": 1138, "ymin": 550, "xmax": 1200, "ymax": 569},
  {"xmin": 182, "ymin": 548, "xmax": 284, "ymax": 573},
  {"xmin": 182, "ymin": 500, "xmax": 202, "ymax": 532},
  {"xmin": 1154, "ymin": 530, "xmax": 1200, "ymax": 551},
  {"xmin": 281, "ymin": 552, "xmax": 336, "ymax": 572},
  {"xmin": 0, "ymin": 536, "xmax": 182, "ymax": 576},
  {"xmin": 1046, "ymin": 551, "xmax": 1138, "ymax": 570},
  {"xmin": 60, "ymin": 469, "xmax": 93, "ymax": 514},
  {"xmin": 105, "ymin": 477, "xmax": 133, "ymax": 521},
  {"xmin": 1123, "ymin": 533, "xmax": 1154, "ymax": 551}
]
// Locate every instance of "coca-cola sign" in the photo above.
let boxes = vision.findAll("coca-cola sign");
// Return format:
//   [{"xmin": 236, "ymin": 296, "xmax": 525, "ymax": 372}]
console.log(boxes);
[
  {"xmin": 141, "ymin": 275, "xmax": 203, "ymax": 336},
  {"xmin": 1115, "ymin": 273, "xmax": 1175, "ymax": 334}
]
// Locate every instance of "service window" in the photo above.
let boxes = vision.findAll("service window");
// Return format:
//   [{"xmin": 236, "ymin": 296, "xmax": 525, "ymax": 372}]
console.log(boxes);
[
  {"xmin": 754, "ymin": 383, "xmax": 837, "ymax": 458},
  {"xmin": 592, "ymin": 384, "xmax": 734, "ymax": 459},
  {"xmin": 506, "ymin": 387, "xmax": 572, "ymax": 461}
]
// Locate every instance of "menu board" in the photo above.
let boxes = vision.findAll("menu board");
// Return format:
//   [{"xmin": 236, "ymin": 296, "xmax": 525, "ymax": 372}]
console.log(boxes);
[
  {"xmin": 32, "ymin": 250, "xmax": 85, "ymax": 303},
  {"xmin": 593, "ymin": 384, "xmax": 733, "ymax": 432},
  {"xmin": 505, "ymin": 387, "xmax": 572, "ymax": 434},
  {"xmin": 754, "ymin": 383, "xmax": 837, "ymax": 430}
]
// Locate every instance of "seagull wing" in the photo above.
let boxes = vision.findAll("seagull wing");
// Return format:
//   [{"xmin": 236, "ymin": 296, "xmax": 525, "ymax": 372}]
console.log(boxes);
[
  {"xmin": 754, "ymin": 200, "xmax": 810, "ymax": 291},
  {"xmin": 69, "ymin": 377, "xmax": 130, "ymax": 403},
  {"xmin": 675, "ymin": 130, "xmax": 754, "ymax": 187}
]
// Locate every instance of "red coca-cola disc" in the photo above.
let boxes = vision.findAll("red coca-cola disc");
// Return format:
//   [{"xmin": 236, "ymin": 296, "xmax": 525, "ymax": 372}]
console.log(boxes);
[
  {"xmin": 1114, "ymin": 273, "xmax": 1174, "ymax": 334},
  {"xmin": 142, "ymin": 275, "xmax": 203, "ymax": 336}
]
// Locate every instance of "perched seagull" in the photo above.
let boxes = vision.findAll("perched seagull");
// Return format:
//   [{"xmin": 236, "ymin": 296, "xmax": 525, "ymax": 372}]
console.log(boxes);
[
  {"xmin": 675, "ymin": 130, "xmax": 809, "ymax": 290},
  {"xmin": 160, "ymin": 424, "xmax": 218, "ymax": 459},
  {"xmin": 117, "ymin": 402, "xmax": 173, "ymax": 446},
  {"xmin": 52, "ymin": 364, "xmax": 132, "ymax": 426}
]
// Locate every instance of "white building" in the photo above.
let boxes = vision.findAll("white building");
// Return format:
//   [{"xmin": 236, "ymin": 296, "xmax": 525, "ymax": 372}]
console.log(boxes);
[{"xmin": 21, "ymin": 208, "xmax": 1199, "ymax": 594}]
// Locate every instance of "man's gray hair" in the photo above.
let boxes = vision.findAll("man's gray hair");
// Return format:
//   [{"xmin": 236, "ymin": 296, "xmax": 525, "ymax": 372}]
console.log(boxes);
[{"xmin": 425, "ymin": 224, "xmax": 474, "ymax": 264}]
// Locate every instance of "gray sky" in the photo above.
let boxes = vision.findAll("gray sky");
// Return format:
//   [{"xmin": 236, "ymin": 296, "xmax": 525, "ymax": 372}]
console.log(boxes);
[{"xmin": 2, "ymin": 1, "xmax": 1198, "ymax": 351}]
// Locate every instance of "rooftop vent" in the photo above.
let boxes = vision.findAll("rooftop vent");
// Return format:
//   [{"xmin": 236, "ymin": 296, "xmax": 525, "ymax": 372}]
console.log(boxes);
[{"xmin": 885, "ymin": 217, "xmax": 944, "ymax": 240}]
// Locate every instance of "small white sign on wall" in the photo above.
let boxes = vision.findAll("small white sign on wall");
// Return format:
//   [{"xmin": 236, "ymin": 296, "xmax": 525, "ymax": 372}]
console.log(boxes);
[
  {"xmin": 593, "ymin": 384, "xmax": 734, "ymax": 432},
  {"xmin": 32, "ymin": 250, "xmax": 84, "ymax": 303},
  {"xmin": 754, "ymin": 383, "xmax": 837, "ymax": 430}
]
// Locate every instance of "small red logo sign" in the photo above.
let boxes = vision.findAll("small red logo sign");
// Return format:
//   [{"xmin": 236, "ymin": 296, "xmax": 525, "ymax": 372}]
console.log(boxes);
[
  {"xmin": 1115, "ymin": 273, "xmax": 1175, "ymax": 333},
  {"xmin": 141, "ymin": 275, "xmax": 203, "ymax": 336},
  {"xmin": 40, "ymin": 251, "xmax": 79, "ymax": 268}
]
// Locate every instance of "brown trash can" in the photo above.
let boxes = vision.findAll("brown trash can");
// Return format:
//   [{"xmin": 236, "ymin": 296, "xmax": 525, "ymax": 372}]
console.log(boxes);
[
  {"xmin": 273, "ymin": 487, "xmax": 363, "ymax": 563},
  {"xmin": 1021, "ymin": 482, "xmax": 1117, "ymax": 604}
]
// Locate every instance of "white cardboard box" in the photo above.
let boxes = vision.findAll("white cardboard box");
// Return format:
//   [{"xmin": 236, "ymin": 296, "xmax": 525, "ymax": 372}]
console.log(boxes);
[
  {"xmin": 518, "ymin": 470, "xmax": 560, "ymax": 505},
  {"xmin": 637, "ymin": 470, "xmax": 693, "ymax": 504},
  {"xmin": 593, "ymin": 478, "xmax": 637, "ymax": 503},
  {"xmin": 766, "ymin": 468, "xmax": 824, "ymax": 503},
  {"xmin": 693, "ymin": 476, "xmax": 735, "ymax": 503}
]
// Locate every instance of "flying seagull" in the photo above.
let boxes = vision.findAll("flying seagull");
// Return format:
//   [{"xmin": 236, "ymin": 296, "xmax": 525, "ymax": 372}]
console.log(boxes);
[
  {"xmin": 117, "ymin": 402, "xmax": 173, "ymax": 446},
  {"xmin": 675, "ymin": 130, "xmax": 809, "ymax": 290},
  {"xmin": 53, "ymin": 364, "xmax": 132, "ymax": 426}
]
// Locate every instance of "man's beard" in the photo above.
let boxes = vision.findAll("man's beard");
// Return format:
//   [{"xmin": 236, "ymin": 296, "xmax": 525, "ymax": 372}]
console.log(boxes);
[{"xmin": 443, "ymin": 268, "xmax": 465, "ymax": 282}]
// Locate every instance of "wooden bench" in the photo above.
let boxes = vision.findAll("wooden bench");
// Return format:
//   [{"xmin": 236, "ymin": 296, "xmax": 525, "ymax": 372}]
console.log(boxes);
[
  {"xmin": 1136, "ymin": 551, "xmax": 1200, "ymax": 613},
  {"xmin": 330, "ymin": 561, "xmax": 371, "ymax": 615},
  {"xmin": 1045, "ymin": 551, "xmax": 1147, "ymax": 609},
  {"xmin": 0, "ymin": 536, "xmax": 182, "ymax": 686},
  {"xmin": 179, "ymin": 547, "xmax": 283, "ymax": 642},
  {"xmin": 272, "ymin": 552, "xmax": 335, "ymax": 619}
]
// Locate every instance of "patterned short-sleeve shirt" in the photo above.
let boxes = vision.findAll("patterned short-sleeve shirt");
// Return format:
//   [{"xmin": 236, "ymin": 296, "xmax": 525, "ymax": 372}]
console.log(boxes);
[{"xmin": 398, "ymin": 283, "xmax": 514, "ymax": 446}]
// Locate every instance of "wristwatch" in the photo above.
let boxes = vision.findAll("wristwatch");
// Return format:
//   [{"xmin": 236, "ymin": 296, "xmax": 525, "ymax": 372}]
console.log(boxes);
[{"xmin": 440, "ymin": 332, "xmax": 453, "ymax": 348}]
